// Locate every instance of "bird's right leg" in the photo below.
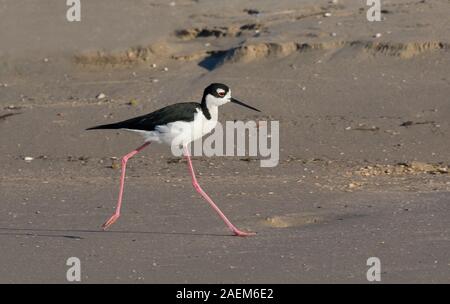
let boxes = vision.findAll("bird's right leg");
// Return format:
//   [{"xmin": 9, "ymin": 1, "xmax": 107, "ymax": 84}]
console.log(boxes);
[
  {"xmin": 183, "ymin": 146, "xmax": 255, "ymax": 237},
  {"xmin": 102, "ymin": 142, "xmax": 151, "ymax": 230}
]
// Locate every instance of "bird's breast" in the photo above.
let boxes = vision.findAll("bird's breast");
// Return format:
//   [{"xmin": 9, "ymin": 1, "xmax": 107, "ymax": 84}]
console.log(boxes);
[{"xmin": 193, "ymin": 109, "xmax": 218, "ymax": 136}]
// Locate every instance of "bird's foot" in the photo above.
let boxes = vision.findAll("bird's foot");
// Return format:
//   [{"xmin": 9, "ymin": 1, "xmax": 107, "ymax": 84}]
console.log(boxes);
[
  {"xmin": 102, "ymin": 213, "xmax": 120, "ymax": 230},
  {"xmin": 233, "ymin": 229, "xmax": 257, "ymax": 237}
]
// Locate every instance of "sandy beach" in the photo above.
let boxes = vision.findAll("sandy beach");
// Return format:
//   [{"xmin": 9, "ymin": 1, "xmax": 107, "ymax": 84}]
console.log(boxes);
[{"xmin": 0, "ymin": 0, "xmax": 449, "ymax": 283}]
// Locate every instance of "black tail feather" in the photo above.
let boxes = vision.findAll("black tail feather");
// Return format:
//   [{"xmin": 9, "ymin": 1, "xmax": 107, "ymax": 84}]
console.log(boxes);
[{"xmin": 86, "ymin": 123, "xmax": 123, "ymax": 130}]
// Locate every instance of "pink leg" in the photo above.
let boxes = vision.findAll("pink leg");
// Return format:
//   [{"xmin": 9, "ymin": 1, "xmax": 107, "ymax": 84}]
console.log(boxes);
[
  {"xmin": 183, "ymin": 146, "xmax": 255, "ymax": 237},
  {"xmin": 102, "ymin": 142, "xmax": 151, "ymax": 230}
]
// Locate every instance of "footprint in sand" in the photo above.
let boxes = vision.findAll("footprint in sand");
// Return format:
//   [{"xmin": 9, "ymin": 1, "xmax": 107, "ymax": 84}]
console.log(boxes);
[{"xmin": 262, "ymin": 212, "xmax": 324, "ymax": 228}]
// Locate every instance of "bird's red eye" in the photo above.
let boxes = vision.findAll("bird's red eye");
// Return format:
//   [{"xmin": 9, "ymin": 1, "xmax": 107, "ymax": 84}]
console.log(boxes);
[{"xmin": 218, "ymin": 92, "xmax": 225, "ymax": 97}]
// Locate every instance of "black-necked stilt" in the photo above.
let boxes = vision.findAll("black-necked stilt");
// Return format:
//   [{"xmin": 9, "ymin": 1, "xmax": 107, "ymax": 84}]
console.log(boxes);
[{"xmin": 87, "ymin": 83, "xmax": 260, "ymax": 236}]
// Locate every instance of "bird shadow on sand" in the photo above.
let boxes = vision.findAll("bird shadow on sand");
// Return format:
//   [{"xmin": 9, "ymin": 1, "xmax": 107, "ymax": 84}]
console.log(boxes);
[{"xmin": 0, "ymin": 227, "xmax": 234, "ymax": 239}]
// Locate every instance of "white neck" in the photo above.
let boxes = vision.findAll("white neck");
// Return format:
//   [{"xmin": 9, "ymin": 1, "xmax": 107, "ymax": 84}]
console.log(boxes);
[{"xmin": 207, "ymin": 104, "xmax": 219, "ymax": 121}]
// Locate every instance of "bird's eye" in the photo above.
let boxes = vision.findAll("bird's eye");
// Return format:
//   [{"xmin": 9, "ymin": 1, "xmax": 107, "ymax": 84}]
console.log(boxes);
[{"xmin": 218, "ymin": 91, "xmax": 225, "ymax": 97}]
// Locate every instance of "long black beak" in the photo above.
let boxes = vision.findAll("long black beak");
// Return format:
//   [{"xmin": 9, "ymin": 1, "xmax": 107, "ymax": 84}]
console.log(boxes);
[{"xmin": 230, "ymin": 98, "xmax": 261, "ymax": 112}]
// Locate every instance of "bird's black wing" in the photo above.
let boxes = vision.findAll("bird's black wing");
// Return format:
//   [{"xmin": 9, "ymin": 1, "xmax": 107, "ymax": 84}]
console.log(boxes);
[{"xmin": 87, "ymin": 102, "xmax": 201, "ymax": 131}]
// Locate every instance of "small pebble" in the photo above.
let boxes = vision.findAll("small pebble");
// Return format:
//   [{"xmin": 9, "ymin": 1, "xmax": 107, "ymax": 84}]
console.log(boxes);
[
  {"xmin": 244, "ymin": 9, "xmax": 260, "ymax": 15},
  {"xmin": 24, "ymin": 157, "xmax": 34, "ymax": 162},
  {"xmin": 324, "ymin": 12, "xmax": 332, "ymax": 17},
  {"xmin": 111, "ymin": 162, "xmax": 120, "ymax": 170},
  {"xmin": 128, "ymin": 99, "xmax": 139, "ymax": 106},
  {"xmin": 96, "ymin": 93, "xmax": 106, "ymax": 99},
  {"xmin": 348, "ymin": 183, "xmax": 358, "ymax": 189}
]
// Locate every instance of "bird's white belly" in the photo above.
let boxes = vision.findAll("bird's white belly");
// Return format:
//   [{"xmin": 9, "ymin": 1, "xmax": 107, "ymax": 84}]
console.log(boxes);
[{"xmin": 128, "ymin": 108, "xmax": 218, "ymax": 146}]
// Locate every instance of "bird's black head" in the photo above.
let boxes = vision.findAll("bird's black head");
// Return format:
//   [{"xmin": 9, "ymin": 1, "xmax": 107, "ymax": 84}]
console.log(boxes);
[
  {"xmin": 201, "ymin": 83, "xmax": 260, "ymax": 112},
  {"xmin": 202, "ymin": 83, "xmax": 230, "ymax": 100}
]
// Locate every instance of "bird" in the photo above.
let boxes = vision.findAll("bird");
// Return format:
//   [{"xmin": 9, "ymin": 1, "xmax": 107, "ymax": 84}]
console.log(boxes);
[{"xmin": 87, "ymin": 83, "xmax": 260, "ymax": 237}]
